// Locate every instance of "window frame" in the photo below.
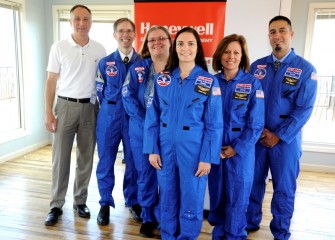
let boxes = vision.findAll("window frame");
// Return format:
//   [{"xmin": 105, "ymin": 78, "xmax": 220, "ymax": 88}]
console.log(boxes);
[
  {"xmin": 303, "ymin": 2, "xmax": 335, "ymax": 153},
  {"xmin": 52, "ymin": 5, "xmax": 134, "ymax": 43},
  {"xmin": 0, "ymin": 0, "xmax": 26, "ymax": 144},
  {"xmin": 305, "ymin": 2, "xmax": 335, "ymax": 61}
]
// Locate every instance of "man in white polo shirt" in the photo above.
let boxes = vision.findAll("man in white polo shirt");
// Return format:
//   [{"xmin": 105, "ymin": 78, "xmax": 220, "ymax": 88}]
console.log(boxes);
[{"xmin": 44, "ymin": 4, "xmax": 106, "ymax": 226}]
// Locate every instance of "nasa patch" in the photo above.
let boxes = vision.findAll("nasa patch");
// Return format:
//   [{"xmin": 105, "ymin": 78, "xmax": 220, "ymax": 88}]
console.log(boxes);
[
  {"xmin": 96, "ymin": 83, "xmax": 103, "ymax": 92},
  {"xmin": 106, "ymin": 65, "xmax": 118, "ymax": 77},
  {"xmin": 146, "ymin": 96, "xmax": 153, "ymax": 108},
  {"xmin": 254, "ymin": 67, "xmax": 267, "ymax": 79},
  {"xmin": 157, "ymin": 73, "xmax": 171, "ymax": 86},
  {"xmin": 122, "ymin": 86, "xmax": 128, "ymax": 97},
  {"xmin": 136, "ymin": 69, "xmax": 145, "ymax": 83}
]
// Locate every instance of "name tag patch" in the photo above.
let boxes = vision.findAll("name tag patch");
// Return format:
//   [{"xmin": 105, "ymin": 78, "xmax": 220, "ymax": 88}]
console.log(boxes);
[
  {"xmin": 234, "ymin": 84, "xmax": 251, "ymax": 101},
  {"xmin": 195, "ymin": 84, "xmax": 210, "ymax": 96},
  {"xmin": 282, "ymin": 77, "xmax": 298, "ymax": 86}
]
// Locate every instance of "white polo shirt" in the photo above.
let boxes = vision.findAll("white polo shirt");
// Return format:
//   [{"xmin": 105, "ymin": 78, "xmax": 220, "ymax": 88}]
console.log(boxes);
[{"xmin": 47, "ymin": 36, "xmax": 106, "ymax": 99}]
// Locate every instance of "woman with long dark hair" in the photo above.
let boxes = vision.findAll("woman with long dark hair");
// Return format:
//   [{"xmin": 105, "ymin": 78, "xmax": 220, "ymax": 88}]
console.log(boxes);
[{"xmin": 144, "ymin": 27, "xmax": 223, "ymax": 239}]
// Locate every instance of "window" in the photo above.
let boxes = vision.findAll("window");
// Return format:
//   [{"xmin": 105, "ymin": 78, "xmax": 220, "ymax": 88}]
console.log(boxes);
[
  {"xmin": 304, "ymin": 3, "xmax": 335, "ymax": 150},
  {"xmin": 53, "ymin": 5, "xmax": 134, "ymax": 54},
  {"xmin": 0, "ymin": 1, "xmax": 24, "ymax": 143}
]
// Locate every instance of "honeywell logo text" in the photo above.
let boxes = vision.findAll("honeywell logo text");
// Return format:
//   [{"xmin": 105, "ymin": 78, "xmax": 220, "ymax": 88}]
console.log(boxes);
[{"xmin": 140, "ymin": 22, "xmax": 214, "ymax": 35}]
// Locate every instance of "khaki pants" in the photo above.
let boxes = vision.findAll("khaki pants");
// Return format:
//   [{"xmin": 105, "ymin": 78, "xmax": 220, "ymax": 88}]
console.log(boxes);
[{"xmin": 50, "ymin": 97, "xmax": 97, "ymax": 209}]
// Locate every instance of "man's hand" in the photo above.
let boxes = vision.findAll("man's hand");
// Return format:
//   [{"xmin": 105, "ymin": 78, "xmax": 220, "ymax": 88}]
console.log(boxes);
[
  {"xmin": 195, "ymin": 162, "xmax": 211, "ymax": 177},
  {"xmin": 259, "ymin": 128, "xmax": 280, "ymax": 148},
  {"xmin": 45, "ymin": 112, "xmax": 57, "ymax": 133},
  {"xmin": 220, "ymin": 145, "xmax": 236, "ymax": 159},
  {"xmin": 149, "ymin": 154, "xmax": 162, "ymax": 170},
  {"xmin": 45, "ymin": 72, "xmax": 58, "ymax": 133}
]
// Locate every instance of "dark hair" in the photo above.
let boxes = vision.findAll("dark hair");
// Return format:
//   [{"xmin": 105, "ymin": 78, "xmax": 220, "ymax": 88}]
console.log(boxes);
[
  {"xmin": 166, "ymin": 27, "xmax": 208, "ymax": 72},
  {"xmin": 140, "ymin": 26, "xmax": 172, "ymax": 59},
  {"xmin": 113, "ymin": 18, "xmax": 136, "ymax": 33},
  {"xmin": 269, "ymin": 15, "xmax": 292, "ymax": 30},
  {"xmin": 212, "ymin": 34, "xmax": 250, "ymax": 73},
  {"xmin": 70, "ymin": 5, "xmax": 91, "ymax": 15}
]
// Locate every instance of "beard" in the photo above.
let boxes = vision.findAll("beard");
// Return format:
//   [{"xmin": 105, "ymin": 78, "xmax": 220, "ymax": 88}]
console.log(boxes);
[{"xmin": 274, "ymin": 44, "xmax": 282, "ymax": 52}]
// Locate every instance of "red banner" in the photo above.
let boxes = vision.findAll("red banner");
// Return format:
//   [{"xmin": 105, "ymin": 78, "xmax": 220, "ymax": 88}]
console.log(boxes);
[{"xmin": 134, "ymin": 1, "xmax": 227, "ymax": 66}]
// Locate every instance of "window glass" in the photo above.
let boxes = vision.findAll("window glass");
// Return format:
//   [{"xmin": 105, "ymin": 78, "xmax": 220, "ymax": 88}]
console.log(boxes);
[
  {"xmin": 0, "ymin": 5, "xmax": 23, "ymax": 138},
  {"xmin": 58, "ymin": 9, "xmax": 132, "ymax": 54},
  {"xmin": 303, "ymin": 7, "xmax": 335, "ymax": 146}
]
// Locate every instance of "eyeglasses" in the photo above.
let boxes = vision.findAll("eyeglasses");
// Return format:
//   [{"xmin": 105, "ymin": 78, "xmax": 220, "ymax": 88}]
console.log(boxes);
[
  {"xmin": 116, "ymin": 29, "xmax": 134, "ymax": 35},
  {"xmin": 147, "ymin": 36, "xmax": 169, "ymax": 44}
]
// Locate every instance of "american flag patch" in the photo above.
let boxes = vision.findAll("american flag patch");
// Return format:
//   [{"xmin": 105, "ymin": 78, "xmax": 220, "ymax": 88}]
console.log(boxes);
[
  {"xmin": 256, "ymin": 90, "xmax": 264, "ymax": 98},
  {"xmin": 311, "ymin": 72, "xmax": 318, "ymax": 81},
  {"xmin": 212, "ymin": 87, "xmax": 221, "ymax": 96}
]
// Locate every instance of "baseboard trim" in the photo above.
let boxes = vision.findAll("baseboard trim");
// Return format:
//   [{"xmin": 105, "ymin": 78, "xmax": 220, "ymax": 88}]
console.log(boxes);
[
  {"xmin": 301, "ymin": 163, "xmax": 335, "ymax": 174},
  {"xmin": 1, "ymin": 144, "xmax": 335, "ymax": 175},
  {"xmin": 0, "ymin": 140, "xmax": 51, "ymax": 164}
]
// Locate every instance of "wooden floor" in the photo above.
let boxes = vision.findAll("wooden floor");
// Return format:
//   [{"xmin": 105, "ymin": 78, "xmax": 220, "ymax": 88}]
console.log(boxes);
[{"xmin": 0, "ymin": 145, "xmax": 335, "ymax": 240}]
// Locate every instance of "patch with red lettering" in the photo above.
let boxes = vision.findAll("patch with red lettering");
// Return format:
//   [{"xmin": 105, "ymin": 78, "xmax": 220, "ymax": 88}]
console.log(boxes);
[{"xmin": 157, "ymin": 73, "xmax": 171, "ymax": 86}]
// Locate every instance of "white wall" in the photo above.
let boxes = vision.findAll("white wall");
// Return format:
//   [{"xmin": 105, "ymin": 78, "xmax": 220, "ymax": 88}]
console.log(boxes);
[{"xmin": 224, "ymin": 0, "xmax": 291, "ymax": 62}]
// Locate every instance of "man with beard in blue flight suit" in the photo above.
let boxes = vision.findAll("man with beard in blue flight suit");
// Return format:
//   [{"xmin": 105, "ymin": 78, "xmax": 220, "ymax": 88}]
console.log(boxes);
[
  {"xmin": 95, "ymin": 18, "xmax": 142, "ymax": 226},
  {"xmin": 246, "ymin": 16, "xmax": 318, "ymax": 240}
]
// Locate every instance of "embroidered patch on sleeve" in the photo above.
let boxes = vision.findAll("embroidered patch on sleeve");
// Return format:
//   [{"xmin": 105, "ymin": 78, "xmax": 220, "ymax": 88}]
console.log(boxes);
[
  {"xmin": 256, "ymin": 90, "xmax": 264, "ymax": 98},
  {"xmin": 212, "ymin": 87, "xmax": 221, "ymax": 96},
  {"xmin": 311, "ymin": 72, "xmax": 318, "ymax": 81}
]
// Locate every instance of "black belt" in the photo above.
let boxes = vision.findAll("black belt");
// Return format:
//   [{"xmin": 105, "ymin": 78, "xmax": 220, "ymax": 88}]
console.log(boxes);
[
  {"xmin": 107, "ymin": 100, "xmax": 116, "ymax": 104},
  {"xmin": 58, "ymin": 96, "xmax": 90, "ymax": 103}
]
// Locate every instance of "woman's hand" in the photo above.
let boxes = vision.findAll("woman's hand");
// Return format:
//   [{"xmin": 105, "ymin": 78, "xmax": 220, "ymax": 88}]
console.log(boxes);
[
  {"xmin": 195, "ymin": 162, "xmax": 211, "ymax": 177},
  {"xmin": 149, "ymin": 154, "xmax": 162, "ymax": 170}
]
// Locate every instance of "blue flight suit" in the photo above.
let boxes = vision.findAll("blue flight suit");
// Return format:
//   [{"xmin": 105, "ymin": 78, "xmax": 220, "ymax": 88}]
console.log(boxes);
[
  {"xmin": 96, "ymin": 49, "xmax": 141, "ymax": 208},
  {"xmin": 122, "ymin": 58, "xmax": 158, "ymax": 223},
  {"xmin": 208, "ymin": 69, "xmax": 264, "ymax": 240},
  {"xmin": 247, "ymin": 49, "xmax": 317, "ymax": 240},
  {"xmin": 144, "ymin": 65, "xmax": 223, "ymax": 240}
]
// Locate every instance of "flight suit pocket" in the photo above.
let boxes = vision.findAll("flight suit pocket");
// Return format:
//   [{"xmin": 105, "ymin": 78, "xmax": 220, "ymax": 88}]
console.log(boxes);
[
  {"xmin": 185, "ymin": 96, "xmax": 207, "ymax": 122},
  {"xmin": 232, "ymin": 100, "xmax": 248, "ymax": 119}
]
